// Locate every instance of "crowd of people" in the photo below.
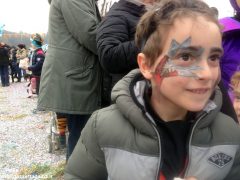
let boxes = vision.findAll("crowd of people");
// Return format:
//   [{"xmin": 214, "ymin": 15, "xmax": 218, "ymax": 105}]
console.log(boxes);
[
  {"xmin": 1, "ymin": 0, "xmax": 240, "ymax": 179},
  {"xmin": 0, "ymin": 33, "xmax": 46, "ymax": 98}
]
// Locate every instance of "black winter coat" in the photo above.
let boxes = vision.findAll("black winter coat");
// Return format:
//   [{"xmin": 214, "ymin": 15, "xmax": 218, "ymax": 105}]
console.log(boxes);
[
  {"xmin": 28, "ymin": 48, "xmax": 45, "ymax": 76},
  {"xmin": 97, "ymin": 0, "xmax": 145, "ymax": 74},
  {"xmin": 0, "ymin": 46, "xmax": 9, "ymax": 66},
  {"xmin": 97, "ymin": 0, "xmax": 146, "ymax": 105}
]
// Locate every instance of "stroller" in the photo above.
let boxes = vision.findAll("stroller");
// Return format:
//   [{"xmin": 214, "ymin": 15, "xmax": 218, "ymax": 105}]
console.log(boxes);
[{"xmin": 48, "ymin": 112, "xmax": 68, "ymax": 153}]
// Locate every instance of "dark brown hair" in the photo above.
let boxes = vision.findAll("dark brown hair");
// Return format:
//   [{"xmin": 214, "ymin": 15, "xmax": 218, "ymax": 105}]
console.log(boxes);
[
  {"xmin": 135, "ymin": 0, "xmax": 222, "ymax": 66},
  {"xmin": 17, "ymin": 43, "xmax": 26, "ymax": 49}
]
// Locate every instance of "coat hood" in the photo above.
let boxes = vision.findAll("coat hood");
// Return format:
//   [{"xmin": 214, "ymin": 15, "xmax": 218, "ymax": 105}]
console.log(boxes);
[
  {"xmin": 219, "ymin": 17, "xmax": 240, "ymax": 33},
  {"xmin": 111, "ymin": 0, "xmax": 146, "ymax": 17}
]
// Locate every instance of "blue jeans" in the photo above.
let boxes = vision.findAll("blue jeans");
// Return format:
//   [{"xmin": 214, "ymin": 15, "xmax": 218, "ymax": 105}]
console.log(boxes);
[
  {"xmin": 66, "ymin": 114, "xmax": 90, "ymax": 160},
  {"xmin": 0, "ymin": 65, "xmax": 9, "ymax": 86}
]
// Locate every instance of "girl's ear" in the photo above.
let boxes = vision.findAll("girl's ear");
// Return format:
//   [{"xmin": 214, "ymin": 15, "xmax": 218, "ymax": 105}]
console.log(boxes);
[{"xmin": 137, "ymin": 53, "xmax": 153, "ymax": 80}]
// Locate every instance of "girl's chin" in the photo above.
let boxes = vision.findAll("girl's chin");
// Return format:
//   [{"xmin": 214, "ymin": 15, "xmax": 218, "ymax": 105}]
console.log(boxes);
[
  {"xmin": 184, "ymin": 102, "xmax": 208, "ymax": 112},
  {"xmin": 187, "ymin": 107, "xmax": 205, "ymax": 112}
]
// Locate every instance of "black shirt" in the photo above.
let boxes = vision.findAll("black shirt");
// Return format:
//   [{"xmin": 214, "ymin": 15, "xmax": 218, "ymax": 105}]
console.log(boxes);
[{"xmin": 144, "ymin": 89, "xmax": 194, "ymax": 180}]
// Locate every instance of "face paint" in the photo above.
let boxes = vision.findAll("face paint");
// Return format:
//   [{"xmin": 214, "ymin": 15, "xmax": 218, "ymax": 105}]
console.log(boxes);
[
  {"xmin": 167, "ymin": 37, "xmax": 192, "ymax": 58},
  {"xmin": 153, "ymin": 56, "xmax": 203, "ymax": 78},
  {"xmin": 161, "ymin": 59, "xmax": 203, "ymax": 78},
  {"xmin": 151, "ymin": 56, "xmax": 168, "ymax": 86},
  {"xmin": 162, "ymin": 37, "xmax": 204, "ymax": 78},
  {"xmin": 168, "ymin": 37, "xmax": 205, "ymax": 63},
  {"xmin": 151, "ymin": 55, "xmax": 201, "ymax": 87},
  {"xmin": 151, "ymin": 37, "xmax": 219, "ymax": 81}
]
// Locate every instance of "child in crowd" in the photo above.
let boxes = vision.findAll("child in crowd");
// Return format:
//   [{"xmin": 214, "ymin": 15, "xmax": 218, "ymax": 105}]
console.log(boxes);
[
  {"xmin": 65, "ymin": 0, "xmax": 240, "ymax": 179},
  {"xmin": 22, "ymin": 33, "xmax": 45, "ymax": 96},
  {"xmin": 230, "ymin": 71, "xmax": 240, "ymax": 123}
]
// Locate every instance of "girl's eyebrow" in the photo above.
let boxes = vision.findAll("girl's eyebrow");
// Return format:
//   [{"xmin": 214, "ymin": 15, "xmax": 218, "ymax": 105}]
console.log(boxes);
[
  {"xmin": 167, "ymin": 37, "xmax": 206, "ymax": 58},
  {"xmin": 177, "ymin": 46, "xmax": 204, "ymax": 57},
  {"xmin": 210, "ymin": 47, "xmax": 224, "ymax": 54},
  {"xmin": 173, "ymin": 46, "xmax": 223, "ymax": 57}
]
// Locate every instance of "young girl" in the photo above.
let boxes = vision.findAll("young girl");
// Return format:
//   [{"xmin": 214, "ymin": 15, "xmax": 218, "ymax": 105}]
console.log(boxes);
[{"xmin": 65, "ymin": 0, "xmax": 240, "ymax": 179}]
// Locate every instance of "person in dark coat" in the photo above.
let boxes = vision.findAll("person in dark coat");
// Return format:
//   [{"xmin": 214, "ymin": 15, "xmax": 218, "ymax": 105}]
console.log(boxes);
[
  {"xmin": 9, "ymin": 47, "xmax": 19, "ymax": 83},
  {"xmin": 0, "ymin": 42, "xmax": 10, "ymax": 87},
  {"xmin": 97, "ymin": 0, "xmax": 157, "ymax": 105}
]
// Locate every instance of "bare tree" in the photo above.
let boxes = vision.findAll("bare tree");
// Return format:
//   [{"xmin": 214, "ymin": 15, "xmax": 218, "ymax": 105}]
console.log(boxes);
[
  {"xmin": 100, "ymin": 0, "xmax": 107, "ymax": 16},
  {"xmin": 99, "ymin": 0, "xmax": 117, "ymax": 17}
]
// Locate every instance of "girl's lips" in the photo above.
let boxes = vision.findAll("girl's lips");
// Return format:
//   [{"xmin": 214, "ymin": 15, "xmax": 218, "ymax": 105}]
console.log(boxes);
[{"xmin": 187, "ymin": 88, "xmax": 210, "ymax": 94}]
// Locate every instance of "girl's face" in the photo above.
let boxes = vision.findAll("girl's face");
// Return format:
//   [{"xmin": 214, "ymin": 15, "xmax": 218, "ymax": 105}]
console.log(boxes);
[{"xmin": 146, "ymin": 16, "xmax": 222, "ymax": 112}]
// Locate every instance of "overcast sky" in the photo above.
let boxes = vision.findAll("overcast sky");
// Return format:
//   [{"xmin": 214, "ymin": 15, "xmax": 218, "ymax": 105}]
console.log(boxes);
[
  {"xmin": 0, "ymin": 0, "xmax": 235, "ymax": 34},
  {"xmin": 203, "ymin": 0, "xmax": 234, "ymax": 17},
  {"xmin": 0, "ymin": 0, "xmax": 50, "ymax": 33}
]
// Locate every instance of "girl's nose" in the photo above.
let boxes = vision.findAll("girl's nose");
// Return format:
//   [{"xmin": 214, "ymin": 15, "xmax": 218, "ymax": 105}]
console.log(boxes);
[{"xmin": 195, "ymin": 61, "xmax": 212, "ymax": 80}]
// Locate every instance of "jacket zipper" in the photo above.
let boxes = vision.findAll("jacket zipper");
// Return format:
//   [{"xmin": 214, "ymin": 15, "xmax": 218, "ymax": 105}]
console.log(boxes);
[
  {"xmin": 145, "ymin": 113, "xmax": 162, "ymax": 180},
  {"xmin": 153, "ymin": 125, "xmax": 162, "ymax": 180},
  {"xmin": 183, "ymin": 112, "xmax": 208, "ymax": 177}
]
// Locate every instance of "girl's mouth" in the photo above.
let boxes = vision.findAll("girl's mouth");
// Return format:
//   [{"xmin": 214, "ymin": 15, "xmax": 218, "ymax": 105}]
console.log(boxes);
[{"xmin": 187, "ymin": 88, "xmax": 210, "ymax": 94}]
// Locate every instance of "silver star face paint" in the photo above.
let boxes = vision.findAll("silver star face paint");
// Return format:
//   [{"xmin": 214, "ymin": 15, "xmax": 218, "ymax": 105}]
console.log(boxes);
[
  {"xmin": 153, "ymin": 37, "xmax": 205, "ymax": 78},
  {"xmin": 161, "ymin": 60, "xmax": 203, "ymax": 78}
]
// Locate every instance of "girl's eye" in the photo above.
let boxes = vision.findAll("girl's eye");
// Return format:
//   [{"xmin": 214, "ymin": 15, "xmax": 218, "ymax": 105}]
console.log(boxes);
[
  {"xmin": 209, "ymin": 54, "xmax": 221, "ymax": 62},
  {"xmin": 180, "ymin": 53, "xmax": 192, "ymax": 61},
  {"xmin": 171, "ymin": 53, "xmax": 196, "ymax": 67}
]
